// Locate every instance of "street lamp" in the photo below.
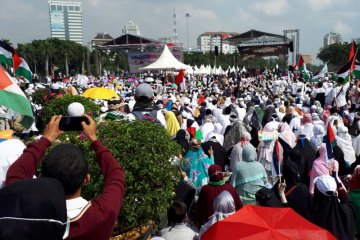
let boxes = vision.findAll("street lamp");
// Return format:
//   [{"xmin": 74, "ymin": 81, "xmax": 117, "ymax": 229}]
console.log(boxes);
[{"xmin": 185, "ymin": 13, "xmax": 191, "ymax": 52}]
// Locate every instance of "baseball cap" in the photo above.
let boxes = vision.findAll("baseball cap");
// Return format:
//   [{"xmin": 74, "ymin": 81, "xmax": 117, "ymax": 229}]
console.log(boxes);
[{"xmin": 135, "ymin": 83, "xmax": 154, "ymax": 98}]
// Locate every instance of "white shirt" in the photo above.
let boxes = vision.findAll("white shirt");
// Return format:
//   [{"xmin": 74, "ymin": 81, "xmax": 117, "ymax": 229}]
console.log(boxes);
[
  {"xmin": 66, "ymin": 197, "xmax": 89, "ymax": 219},
  {"xmin": 332, "ymin": 82, "xmax": 350, "ymax": 107}
]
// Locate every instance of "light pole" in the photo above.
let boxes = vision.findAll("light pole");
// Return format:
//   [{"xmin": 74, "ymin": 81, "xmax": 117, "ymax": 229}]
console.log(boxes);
[{"xmin": 185, "ymin": 13, "xmax": 191, "ymax": 52}]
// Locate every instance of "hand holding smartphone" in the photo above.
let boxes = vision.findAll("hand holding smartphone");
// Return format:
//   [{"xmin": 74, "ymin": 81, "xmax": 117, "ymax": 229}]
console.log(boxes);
[{"xmin": 59, "ymin": 116, "xmax": 90, "ymax": 131}]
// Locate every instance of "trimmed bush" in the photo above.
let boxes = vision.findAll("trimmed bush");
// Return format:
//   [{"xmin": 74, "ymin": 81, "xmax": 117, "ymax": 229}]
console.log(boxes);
[
  {"xmin": 56, "ymin": 120, "xmax": 181, "ymax": 233},
  {"xmin": 42, "ymin": 95, "xmax": 100, "ymax": 123}
]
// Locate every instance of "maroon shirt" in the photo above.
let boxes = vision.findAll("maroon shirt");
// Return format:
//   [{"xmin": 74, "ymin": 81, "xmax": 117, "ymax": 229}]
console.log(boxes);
[{"xmin": 6, "ymin": 137, "xmax": 126, "ymax": 240}]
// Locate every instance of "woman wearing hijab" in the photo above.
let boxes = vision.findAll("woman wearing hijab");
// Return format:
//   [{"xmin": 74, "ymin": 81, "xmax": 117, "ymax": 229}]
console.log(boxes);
[
  {"xmin": 182, "ymin": 138, "xmax": 214, "ymax": 194},
  {"xmin": 300, "ymin": 112, "xmax": 314, "ymax": 140},
  {"xmin": 164, "ymin": 111, "xmax": 180, "ymax": 138},
  {"xmin": 0, "ymin": 178, "xmax": 68, "ymax": 240},
  {"xmin": 231, "ymin": 144, "xmax": 267, "ymax": 205},
  {"xmin": 174, "ymin": 129, "xmax": 191, "ymax": 156},
  {"xmin": 229, "ymin": 132, "xmax": 251, "ymax": 174},
  {"xmin": 282, "ymin": 106, "xmax": 295, "ymax": 124},
  {"xmin": 282, "ymin": 150, "xmax": 312, "ymax": 219},
  {"xmin": 309, "ymin": 143, "xmax": 331, "ymax": 194},
  {"xmin": 193, "ymin": 164, "xmax": 242, "ymax": 229},
  {"xmin": 349, "ymin": 166, "xmax": 360, "ymax": 235},
  {"xmin": 311, "ymin": 175, "xmax": 356, "ymax": 240},
  {"xmin": 199, "ymin": 191, "xmax": 236, "ymax": 238},
  {"xmin": 262, "ymin": 105, "xmax": 277, "ymax": 127},
  {"xmin": 336, "ymin": 125, "xmax": 356, "ymax": 167},
  {"xmin": 311, "ymin": 112, "xmax": 325, "ymax": 128},
  {"xmin": 310, "ymin": 125, "xmax": 325, "ymax": 151}
]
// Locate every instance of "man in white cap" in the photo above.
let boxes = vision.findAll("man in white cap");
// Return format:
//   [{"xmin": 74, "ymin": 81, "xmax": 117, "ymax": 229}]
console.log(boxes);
[{"xmin": 125, "ymin": 83, "xmax": 165, "ymax": 126}]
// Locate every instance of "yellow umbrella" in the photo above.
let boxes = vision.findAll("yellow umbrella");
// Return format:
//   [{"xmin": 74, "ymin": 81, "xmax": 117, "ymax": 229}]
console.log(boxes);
[{"xmin": 82, "ymin": 87, "xmax": 118, "ymax": 100}]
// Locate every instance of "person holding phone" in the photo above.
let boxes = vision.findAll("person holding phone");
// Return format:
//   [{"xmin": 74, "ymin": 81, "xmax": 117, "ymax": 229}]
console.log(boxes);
[{"xmin": 5, "ymin": 115, "xmax": 126, "ymax": 240}]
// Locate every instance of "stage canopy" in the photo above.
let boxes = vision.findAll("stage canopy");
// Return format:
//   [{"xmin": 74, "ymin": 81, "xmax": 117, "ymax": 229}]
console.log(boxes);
[
  {"xmin": 227, "ymin": 29, "xmax": 292, "ymax": 60},
  {"xmin": 140, "ymin": 44, "xmax": 191, "ymax": 71}
]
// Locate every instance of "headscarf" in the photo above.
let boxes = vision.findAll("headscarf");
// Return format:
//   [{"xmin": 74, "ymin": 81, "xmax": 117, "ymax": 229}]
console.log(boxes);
[
  {"xmin": 208, "ymin": 164, "xmax": 224, "ymax": 183},
  {"xmin": 164, "ymin": 111, "xmax": 180, "ymax": 137},
  {"xmin": 278, "ymin": 122, "xmax": 297, "ymax": 148},
  {"xmin": 310, "ymin": 125, "xmax": 325, "ymax": 151},
  {"xmin": 314, "ymin": 101, "xmax": 323, "ymax": 116},
  {"xmin": 312, "ymin": 175, "xmax": 356, "ymax": 240},
  {"xmin": 302, "ymin": 112, "xmax": 313, "ymax": 125},
  {"xmin": 223, "ymin": 120, "xmax": 247, "ymax": 151},
  {"xmin": 262, "ymin": 105, "xmax": 276, "ymax": 126},
  {"xmin": 283, "ymin": 150, "xmax": 307, "ymax": 189},
  {"xmin": 174, "ymin": 129, "xmax": 190, "ymax": 155},
  {"xmin": 0, "ymin": 178, "xmax": 68, "ymax": 240},
  {"xmin": 199, "ymin": 191, "xmax": 236, "ymax": 237},
  {"xmin": 309, "ymin": 143, "xmax": 331, "ymax": 194},
  {"xmin": 0, "ymin": 139, "xmax": 26, "ymax": 188},
  {"xmin": 336, "ymin": 125, "xmax": 356, "ymax": 165},
  {"xmin": 255, "ymin": 187, "xmax": 282, "ymax": 207}
]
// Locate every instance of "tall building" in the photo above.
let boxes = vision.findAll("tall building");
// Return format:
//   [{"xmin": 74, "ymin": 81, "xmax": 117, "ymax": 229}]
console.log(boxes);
[
  {"xmin": 197, "ymin": 32, "xmax": 239, "ymax": 54},
  {"xmin": 323, "ymin": 32, "xmax": 342, "ymax": 47},
  {"xmin": 122, "ymin": 19, "xmax": 141, "ymax": 36},
  {"xmin": 48, "ymin": 0, "xmax": 83, "ymax": 45}
]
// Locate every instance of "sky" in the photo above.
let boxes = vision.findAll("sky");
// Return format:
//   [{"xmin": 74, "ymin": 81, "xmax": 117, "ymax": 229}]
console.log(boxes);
[{"xmin": 1, "ymin": 0, "xmax": 360, "ymax": 64}]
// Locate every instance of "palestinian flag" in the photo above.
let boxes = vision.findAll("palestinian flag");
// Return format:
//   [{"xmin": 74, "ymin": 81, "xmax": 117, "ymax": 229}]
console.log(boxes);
[
  {"xmin": 186, "ymin": 127, "xmax": 203, "ymax": 140},
  {"xmin": 325, "ymin": 123, "xmax": 336, "ymax": 163},
  {"xmin": 0, "ymin": 40, "xmax": 14, "ymax": 65},
  {"xmin": 298, "ymin": 55, "xmax": 309, "ymax": 81},
  {"xmin": 312, "ymin": 63, "xmax": 328, "ymax": 82},
  {"xmin": 272, "ymin": 139, "xmax": 284, "ymax": 176},
  {"xmin": 15, "ymin": 58, "xmax": 32, "ymax": 82},
  {"xmin": 0, "ymin": 65, "xmax": 34, "ymax": 128},
  {"xmin": 348, "ymin": 41, "xmax": 357, "ymax": 62},
  {"xmin": 335, "ymin": 56, "xmax": 353, "ymax": 84},
  {"xmin": 351, "ymin": 49, "xmax": 360, "ymax": 79}
]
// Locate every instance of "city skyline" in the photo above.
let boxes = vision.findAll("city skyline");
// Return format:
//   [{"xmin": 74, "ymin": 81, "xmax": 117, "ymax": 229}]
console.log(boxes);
[{"xmin": 1, "ymin": 0, "xmax": 360, "ymax": 64}]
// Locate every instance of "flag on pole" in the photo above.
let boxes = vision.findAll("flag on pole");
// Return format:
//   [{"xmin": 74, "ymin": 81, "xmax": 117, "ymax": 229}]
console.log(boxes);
[
  {"xmin": 312, "ymin": 63, "xmax": 328, "ymax": 82},
  {"xmin": 325, "ymin": 123, "xmax": 336, "ymax": 163},
  {"xmin": 15, "ymin": 58, "xmax": 32, "ymax": 82},
  {"xmin": 335, "ymin": 56, "xmax": 354, "ymax": 84},
  {"xmin": 12, "ymin": 52, "xmax": 22, "ymax": 73},
  {"xmin": 0, "ymin": 65, "xmax": 34, "ymax": 128},
  {"xmin": 351, "ymin": 49, "xmax": 360, "ymax": 79},
  {"xmin": 349, "ymin": 41, "xmax": 357, "ymax": 62},
  {"xmin": 298, "ymin": 55, "xmax": 309, "ymax": 81},
  {"xmin": 0, "ymin": 40, "xmax": 14, "ymax": 65},
  {"xmin": 175, "ymin": 69, "xmax": 185, "ymax": 92}
]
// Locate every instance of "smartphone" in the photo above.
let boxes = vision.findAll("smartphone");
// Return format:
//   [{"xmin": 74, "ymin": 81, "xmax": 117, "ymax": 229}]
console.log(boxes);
[{"xmin": 59, "ymin": 116, "xmax": 89, "ymax": 131}]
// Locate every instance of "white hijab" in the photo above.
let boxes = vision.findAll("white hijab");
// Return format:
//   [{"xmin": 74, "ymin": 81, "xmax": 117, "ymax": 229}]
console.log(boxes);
[{"xmin": 336, "ymin": 125, "xmax": 356, "ymax": 165}]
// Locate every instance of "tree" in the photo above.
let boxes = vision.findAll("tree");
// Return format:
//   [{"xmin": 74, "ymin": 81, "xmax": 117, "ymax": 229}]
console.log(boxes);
[{"xmin": 317, "ymin": 43, "xmax": 351, "ymax": 68}]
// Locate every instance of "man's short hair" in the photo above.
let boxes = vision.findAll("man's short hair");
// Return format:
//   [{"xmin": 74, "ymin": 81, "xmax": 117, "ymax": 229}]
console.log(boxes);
[
  {"xmin": 42, "ymin": 144, "xmax": 88, "ymax": 195},
  {"xmin": 167, "ymin": 201, "xmax": 187, "ymax": 226}
]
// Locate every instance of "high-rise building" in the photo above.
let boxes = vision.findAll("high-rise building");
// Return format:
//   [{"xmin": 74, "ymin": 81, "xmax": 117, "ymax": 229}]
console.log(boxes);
[
  {"xmin": 197, "ymin": 32, "xmax": 238, "ymax": 54},
  {"xmin": 122, "ymin": 19, "xmax": 141, "ymax": 36},
  {"xmin": 323, "ymin": 32, "xmax": 342, "ymax": 47},
  {"xmin": 48, "ymin": 0, "xmax": 83, "ymax": 45}
]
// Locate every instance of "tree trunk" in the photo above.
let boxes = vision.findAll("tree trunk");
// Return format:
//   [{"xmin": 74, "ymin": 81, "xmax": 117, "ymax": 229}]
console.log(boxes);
[
  {"xmin": 65, "ymin": 52, "xmax": 69, "ymax": 77},
  {"xmin": 82, "ymin": 53, "xmax": 85, "ymax": 75},
  {"xmin": 86, "ymin": 49, "xmax": 91, "ymax": 75},
  {"xmin": 45, "ymin": 55, "xmax": 49, "ymax": 77}
]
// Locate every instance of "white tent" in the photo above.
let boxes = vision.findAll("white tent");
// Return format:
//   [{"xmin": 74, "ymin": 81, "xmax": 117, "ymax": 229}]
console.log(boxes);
[
  {"xmin": 197, "ymin": 65, "xmax": 207, "ymax": 74},
  {"xmin": 140, "ymin": 45, "xmax": 191, "ymax": 71}
]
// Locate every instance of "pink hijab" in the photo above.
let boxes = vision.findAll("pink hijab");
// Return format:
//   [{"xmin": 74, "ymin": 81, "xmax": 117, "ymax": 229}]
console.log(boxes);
[
  {"xmin": 302, "ymin": 113, "xmax": 313, "ymax": 125},
  {"xmin": 278, "ymin": 122, "xmax": 297, "ymax": 148},
  {"xmin": 322, "ymin": 105, "xmax": 332, "ymax": 123},
  {"xmin": 309, "ymin": 143, "xmax": 331, "ymax": 194}
]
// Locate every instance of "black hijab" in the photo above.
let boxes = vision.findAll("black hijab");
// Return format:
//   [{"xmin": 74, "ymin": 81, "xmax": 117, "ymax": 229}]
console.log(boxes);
[
  {"xmin": 294, "ymin": 136, "xmax": 316, "ymax": 186},
  {"xmin": 174, "ymin": 129, "xmax": 190, "ymax": 155},
  {"xmin": 262, "ymin": 105, "xmax": 277, "ymax": 127},
  {"xmin": 0, "ymin": 178, "xmax": 67, "ymax": 240},
  {"xmin": 311, "ymin": 186, "xmax": 356, "ymax": 240},
  {"xmin": 255, "ymin": 187, "xmax": 283, "ymax": 208}
]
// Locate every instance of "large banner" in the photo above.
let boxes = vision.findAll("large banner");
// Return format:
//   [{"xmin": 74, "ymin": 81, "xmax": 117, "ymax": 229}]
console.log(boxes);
[
  {"xmin": 50, "ymin": 10, "xmax": 65, "ymax": 31},
  {"xmin": 127, "ymin": 49, "xmax": 183, "ymax": 73},
  {"xmin": 238, "ymin": 44, "xmax": 289, "ymax": 60}
]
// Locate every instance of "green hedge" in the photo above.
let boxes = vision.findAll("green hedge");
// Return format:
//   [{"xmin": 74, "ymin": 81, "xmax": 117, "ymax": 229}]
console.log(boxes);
[
  {"xmin": 56, "ymin": 120, "xmax": 181, "ymax": 232},
  {"xmin": 42, "ymin": 95, "xmax": 100, "ymax": 123}
]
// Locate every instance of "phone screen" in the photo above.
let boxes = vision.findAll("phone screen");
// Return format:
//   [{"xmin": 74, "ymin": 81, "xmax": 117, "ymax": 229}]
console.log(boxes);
[{"xmin": 59, "ymin": 116, "xmax": 89, "ymax": 131}]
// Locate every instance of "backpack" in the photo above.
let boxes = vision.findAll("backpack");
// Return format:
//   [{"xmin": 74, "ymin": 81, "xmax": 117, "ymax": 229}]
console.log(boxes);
[{"xmin": 132, "ymin": 110, "xmax": 163, "ymax": 126}]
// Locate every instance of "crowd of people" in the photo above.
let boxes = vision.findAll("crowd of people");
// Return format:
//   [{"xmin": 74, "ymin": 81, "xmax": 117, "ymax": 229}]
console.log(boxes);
[{"xmin": 0, "ymin": 68, "xmax": 359, "ymax": 239}]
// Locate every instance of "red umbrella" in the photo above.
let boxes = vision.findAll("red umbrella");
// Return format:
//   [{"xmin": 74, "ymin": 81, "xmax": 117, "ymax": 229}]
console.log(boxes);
[{"xmin": 201, "ymin": 205, "xmax": 335, "ymax": 240}]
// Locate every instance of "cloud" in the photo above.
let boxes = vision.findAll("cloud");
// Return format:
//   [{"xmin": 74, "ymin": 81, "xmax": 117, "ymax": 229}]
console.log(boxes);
[
  {"xmin": 306, "ymin": 0, "xmax": 335, "ymax": 11},
  {"xmin": 334, "ymin": 20, "xmax": 353, "ymax": 36},
  {"xmin": 252, "ymin": 0, "xmax": 289, "ymax": 16}
]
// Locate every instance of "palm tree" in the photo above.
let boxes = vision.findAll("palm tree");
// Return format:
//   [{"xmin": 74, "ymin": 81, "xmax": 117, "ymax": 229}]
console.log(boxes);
[{"xmin": 40, "ymin": 40, "xmax": 54, "ymax": 77}]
